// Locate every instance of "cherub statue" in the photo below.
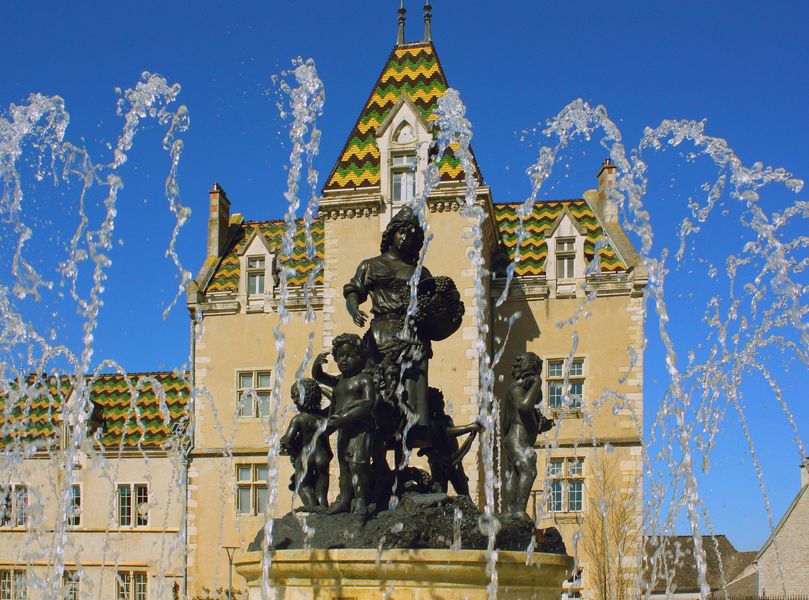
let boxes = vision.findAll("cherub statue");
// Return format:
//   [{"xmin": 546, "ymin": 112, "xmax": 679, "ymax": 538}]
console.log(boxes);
[
  {"xmin": 313, "ymin": 333, "xmax": 375, "ymax": 514},
  {"xmin": 279, "ymin": 378, "xmax": 332, "ymax": 510},
  {"xmin": 503, "ymin": 352, "xmax": 554, "ymax": 517},
  {"xmin": 418, "ymin": 388, "xmax": 482, "ymax": 496}
]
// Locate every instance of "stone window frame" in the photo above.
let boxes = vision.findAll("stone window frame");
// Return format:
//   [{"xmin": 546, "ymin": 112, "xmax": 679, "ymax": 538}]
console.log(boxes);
[
  {"xmin": 0, "ymin": 484, "xmax": 29, "ymax": 528},
  {"xmin": 116, "ymin": 482, "xmax": 149, "ymax": 528},
  {"xmin": 390, "ymin": 150, "xmax": 417, "ymax": 206},
  {"xmin": 116, "ymin": 570, "xmax": 148, "ymax": 600},
  {"xmin": 0, "ymin": 568, "xmax": 27, "ymax": 600},
  {"xmin": 555, "ymin": 237, "xmax": 577, "ymax": 280},
  {"xmin": 235, "ymin": 463, "xmax": 269, "ymax": 517},
  {"xmin": 547, "ymin": 457, "xmax": 585, "ymax": 513},
  {"xmin": 546, "ymin": 356, "xmax": 585, "ymax": 415},
  {"xmin": 246, "ymin": 255, "xmax": 266, "ymax": 296},
  {"xmin": 236, "ymin": 370, "xmax": 272, "ymax": 418}
]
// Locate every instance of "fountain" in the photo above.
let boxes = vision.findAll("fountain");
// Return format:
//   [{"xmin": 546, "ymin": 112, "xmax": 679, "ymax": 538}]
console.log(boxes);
[{"xmin": 1, "ymin": 3, "xmax": 807, "ymax": 600}]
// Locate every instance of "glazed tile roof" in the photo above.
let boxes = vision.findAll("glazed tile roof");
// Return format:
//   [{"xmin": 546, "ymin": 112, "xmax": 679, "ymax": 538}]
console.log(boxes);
[
  {"xmin": 0, "ymin": 375, "xmax": 72, "ymax": 449},
  {"xmin": 0, "ymin": 372, "xmax": 189, "ymax": 450},
  {"xmin": 323, "ymin": 43, "xmax": 479, "ymax": 192},
  {"xmin": 494, "ymin": 200, "xmax": 626, "ymax": 276},
  {"xmin": 205, "ymin": 219, "xmax": 323, "ymax": 294}
]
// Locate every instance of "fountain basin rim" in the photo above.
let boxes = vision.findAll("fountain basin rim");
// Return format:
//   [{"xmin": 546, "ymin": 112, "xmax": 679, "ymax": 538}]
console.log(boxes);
[{"xmin": 234, "ymin": 548, "xmax": 573, "ymax": 589}]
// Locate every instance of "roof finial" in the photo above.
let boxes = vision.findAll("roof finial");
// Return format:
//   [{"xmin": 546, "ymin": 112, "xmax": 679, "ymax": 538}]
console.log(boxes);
[
  {"xmin": 397, "ymin": 0, "xmax": 407, "ymax": 45},
  {"xmin": 423, "ymin": 0, "xmax": 432, "ymax": 43}
]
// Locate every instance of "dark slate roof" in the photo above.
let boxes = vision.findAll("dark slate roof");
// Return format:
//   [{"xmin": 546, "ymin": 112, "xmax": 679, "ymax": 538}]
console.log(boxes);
[
  {"xmin": 644, "ymin": 535, "xmax": 757, "ymax": 595},
  {"xmin": 322, "ymin": 42, "xmax": 480, "ymax": 193},
  {"xmin": 0, "ymin": 372, "xmax": 189, "ymax": 450},
  {"xmin": 494, "ymin": 200, "xmax": 626, "ymax": 276},
  {"xmin": 205, "ymin": 219, "xmax": 323, "ymax": 294}
]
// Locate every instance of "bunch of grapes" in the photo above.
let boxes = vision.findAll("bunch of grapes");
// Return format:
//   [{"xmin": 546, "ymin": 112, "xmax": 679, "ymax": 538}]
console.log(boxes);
[{"xmin": 413, "ymin": 276, "xmax": 465, "ymax": 341}]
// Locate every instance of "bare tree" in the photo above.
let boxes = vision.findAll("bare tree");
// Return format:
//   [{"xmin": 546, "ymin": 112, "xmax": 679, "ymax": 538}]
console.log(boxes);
[{"xmin": 580, "ymin": 450, "xmax": 642, "ymax": 600}]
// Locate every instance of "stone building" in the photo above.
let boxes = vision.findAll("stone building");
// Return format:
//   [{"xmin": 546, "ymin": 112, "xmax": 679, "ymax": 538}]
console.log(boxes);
[{"xmin": 0, "ymin": 8, "xmax": 646, "ymax": 600}]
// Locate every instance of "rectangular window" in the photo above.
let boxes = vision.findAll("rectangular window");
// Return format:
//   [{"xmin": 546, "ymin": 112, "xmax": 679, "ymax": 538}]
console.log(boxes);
[
  {"xmin": 116, "ymin": 572, "xmax": 131, "ymax": 600},
  {"xmin": 0, "ymin": 569, "xmax": 26, "ymax": 600},
  {"xmin": 116, "ymin": 571, "xmax": 147, "ymax": 600},
  {"xmin": 117, "ymin": 484, "xmax": 148, "ymax": 527},
  {"xmin": 547, "ymin": 458, "xmax": 584, "ymax": 513},
  {"xmin": 391, "ymin": 153, "xmax": 416, "ymax": 204},
  {"xmin": 1, "ymin": 485, "xmax": 29, "ymax": 528},
  {"xmin": 237, "ymin": 371, "xmax": 272, "ymax": 418},
  {"xmin": 68, "ymin": 484, "xmax": 81, "ymax": 527},
  {"xmin": 236, "ymin": 464, "xmax": 269, "ymax": 516},
  {"xmin": 62, "ymin": 570, "xmax": 80, "ymax": 600},
  {"xmin": 247, "ymin": 256, "xmax": 266, "ymax": 295},
  {"xmin": 546, "ymin": 358, "xmax": 585, "ymax": 410},
  {"xmin": 556, "ymin": 237, "xmax": 576, "ymax": 279}
]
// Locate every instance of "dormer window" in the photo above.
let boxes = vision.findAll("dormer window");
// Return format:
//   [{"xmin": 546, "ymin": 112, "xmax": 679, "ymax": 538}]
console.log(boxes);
[
  {"xmin": 556, "ymin": 238, "xmax": 576, "ymax": 279},
  {"xmin": 246, "ymin": 256, "xmax": 266, "ymax": 295},
  {"xmin": 391, "ymin": 153, "xmax": 416, "ymax": 204}
]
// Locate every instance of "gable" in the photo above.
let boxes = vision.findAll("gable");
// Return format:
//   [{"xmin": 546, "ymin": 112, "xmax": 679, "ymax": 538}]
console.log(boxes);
[
  {"xmin": 323, "ymin": 43, "xmax": 479, "ymax": 193},
  {"xmin": 205, "ymin": 219, "xmax": 324, "ymax": 294},
  {"xmin": 494, "ymin": 200, "xmax": 626, "ymax": 276}
]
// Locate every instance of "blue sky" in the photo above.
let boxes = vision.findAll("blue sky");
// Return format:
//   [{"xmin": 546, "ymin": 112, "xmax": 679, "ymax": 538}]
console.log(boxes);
[{"xmin": 2, "ymin": 1, "xmax": 807, "ymax": 551}]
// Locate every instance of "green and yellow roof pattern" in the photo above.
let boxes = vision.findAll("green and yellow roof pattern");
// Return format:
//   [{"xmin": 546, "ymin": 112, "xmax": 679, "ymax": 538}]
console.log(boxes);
[
  {"xmin": 0, "ymin": 375, "xmax": 72, "ymax": 449},
  {"xmin": 495, "ymin": 200, "xmax": 626, "ymax": 276},
  {"xmin": 206, "ymin": 219, "xmax": 323, "ymax": 294},
  {"xmin": 90, "ymin": 372, "xmax": 189, "ymax": 449},
  {"xmin": 323, "ymin": 43, "xmax": 477, "ymax": 192},
  {"xmin": 1, "ymin": 372, "xmax": 189, "ymax": 450}
]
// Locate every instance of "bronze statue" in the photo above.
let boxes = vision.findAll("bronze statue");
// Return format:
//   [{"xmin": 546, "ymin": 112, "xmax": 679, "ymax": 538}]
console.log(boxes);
[
  {"xmin": 313, "ymin": 334, "xmax": 375, "ymax": 514},
  {"xmin": 503, "ymin": 352, "xmax": 554, "ymax": 517},
  {"xmin": 279, "ymin": 379, "xmax": 332, "ymax": 510},
  {"xmin": 418, "ymin": 388, "xmax": 482, "ymax": 496},
  {"xmin": 343, "ymin": 206, "xmax": 435, "ymax": 447}
]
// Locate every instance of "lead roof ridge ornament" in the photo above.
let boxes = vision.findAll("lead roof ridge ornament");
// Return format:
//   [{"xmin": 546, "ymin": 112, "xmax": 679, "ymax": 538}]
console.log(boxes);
[
  {"xmin": 397, "ymin": 0, "xmax": 407, "ymax": 46},
  {"xmin": 424, "ymin": 0, "xmax": 432, "ymax": 43}
]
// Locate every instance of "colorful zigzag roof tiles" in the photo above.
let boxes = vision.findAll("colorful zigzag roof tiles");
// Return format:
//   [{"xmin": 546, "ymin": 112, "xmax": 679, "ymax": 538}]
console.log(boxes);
[
  {"xmin": 205, "ymin": 219, "xmax": 323, "ymax": 294},
  {"xmin": 323, "ymin": 43, "xmax": 478, "ymax": 192},
  {"xmin": 494, "ymin": 200, "xmax": 626, "ymax": 276},
  {"xmin": 0, "ymin": 372, "xmax": 189, "ymax": 450}
]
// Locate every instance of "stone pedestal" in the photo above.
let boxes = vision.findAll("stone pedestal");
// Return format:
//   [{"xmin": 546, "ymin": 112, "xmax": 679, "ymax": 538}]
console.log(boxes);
[{"xmin": 235, "ymin": 548, "xmax": 572, "ymax": 599}]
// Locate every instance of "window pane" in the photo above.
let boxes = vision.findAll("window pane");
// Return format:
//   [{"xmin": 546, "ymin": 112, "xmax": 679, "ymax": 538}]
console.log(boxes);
[
  {"xmin": 568, "ymin": 459, "xmax": 583, "ymax": 477},
  {"xmin": 14, "ymin": 487, "xmax": 27, "ymax": 527},
  {"xmin": 549, "ymin": 382, "xmax": 563, "ymax": 408},
  {"xmin": 569, "ymin": 382, "xmax": 583, "ymax": 406},
  {"xmin": 248, "ymin": 273, "xmax": 264, "ymax": 295},
  {"xmin": 237, "ymin": 466, "xmax": 252, "ymax": 482},
  {"xmin": 568, "ymin": 480, "xmax": 583, "ymax": 512},
  {"xmin": 392, "ymin": 173, "xmax": 402, "ymax": 202},
  {"xmin": 404, "ymin": 172, "xmax": 415, "ymax": 203},
  {"xmin": 116, "ymin": 572, "xmax": 130, "ymax": 600},
  {"xmin": 548, "ymin": 481, "xmax": 563, "ymax": 512},
  {"xmin": 1, "ymin": 571, "xmax": 10, "ymax": 600},
  {"xmin": 118, "ymin": 486, "xmax": 131, "ymax": 527},
  {"xmin": 557, "ymin": 239, "xmax": 574, "ymax": 252},
  {"xmin": 69, "ymin": 485, "xmax": 80, "ymax": 527},
  {"xmin": 257, "ymin": 394, "xmax": 270, "ymax": 417},
  {"xmin": 548, "ymin": 362, "xmax": 563, "ymax": 378},
  {"xmin": 548, "ymin": 460, "xmax": 563, "ymax": 478},
  {"xmin": 238, "ymin": 393, "xmax": 255, "ymax": 417},
  {"xmin": 558, "ymin": 256, "xmax": 574, "ymax": 278},
  {"xmin": 135, "ymin": 485, "xmax": 148, "ymax": 527},
  {"xmin": 247, "ymin": 257, "xmax": 265, "ymax": 269},
  {"xmin": 255, "ymin": 465, "xmax": 268, "ymax": 482},
  {"xmin": 134, "ymin": 572, "xmax": 147, "ymax": 600},
  {"xmin": 237, "ymin": 487, "xmax": 251, "ymax": 515},
  {"xmin": 11, "ymin": 571, "xmax": 24, "ymax": 600},
  {"xmin": 63, "ymin": 571, "xmax": 80, "ymax": 600},
  {"xmin": 238, "ymin": 373, "xmax": 252, "ymax": 390},
  {"xmin": 256, "ymin": 373, "xmax": 271, "ymax": 389},
  {"xmin": 569, "ymin": 360, "xmax": 583, "ymax": 377},
  {"xmin": 256, "ymin": 486, "xmax": 268, "ymax": 514}
]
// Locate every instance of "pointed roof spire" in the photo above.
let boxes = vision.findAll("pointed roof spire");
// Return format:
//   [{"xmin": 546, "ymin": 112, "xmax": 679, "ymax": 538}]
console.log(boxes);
[
  {"xmin": 424, "ymin": 1, "xmax": 432, "ymax": 43},
  {"xmin": 397, "ymin": 0, "xmax": 407, "ymax": 46}
]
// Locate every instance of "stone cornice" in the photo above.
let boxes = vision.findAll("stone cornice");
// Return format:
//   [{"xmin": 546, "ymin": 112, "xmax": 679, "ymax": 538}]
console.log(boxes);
[{"xmin": 318, "ymin": 194, "xmax": 383, "ymax": 220}]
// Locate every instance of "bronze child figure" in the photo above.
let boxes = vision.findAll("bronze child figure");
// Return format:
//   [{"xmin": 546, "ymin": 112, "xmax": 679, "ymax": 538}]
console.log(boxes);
[
  {"xmin": 503, "ymin": 352, "xmax": 554, "ymax": 518},
  {"xmin": 279, "ymin": 378, "xmax": 332, "ymax": 510},
  {"xmin": 313, "ymin": 333, "xmax": 375, "ymax": 514}
]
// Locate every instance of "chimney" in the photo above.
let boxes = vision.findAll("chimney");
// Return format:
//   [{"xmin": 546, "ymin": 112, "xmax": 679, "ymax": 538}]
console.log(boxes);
[
  {"xmin": 802, "ymin": 457, "xmax": 809, "ymax": 488},
  {"xmin": 596, "ymin": 158, "xmax": 619, "ymax": 223},
  {"xmin": 208, "ymin": 183, "xmax": 231, "ymax": 258}
]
